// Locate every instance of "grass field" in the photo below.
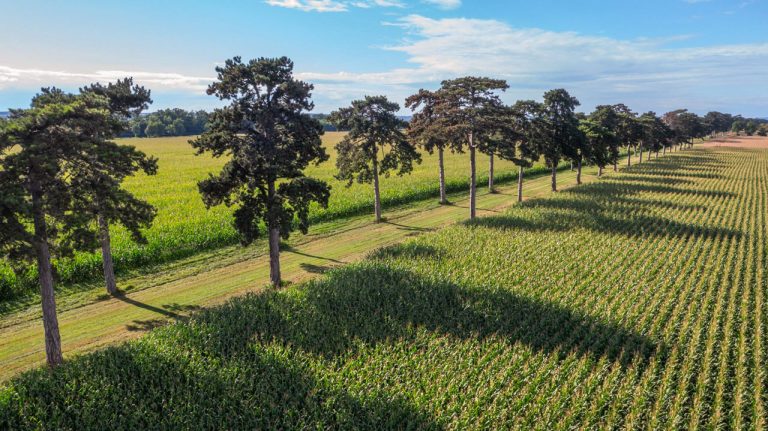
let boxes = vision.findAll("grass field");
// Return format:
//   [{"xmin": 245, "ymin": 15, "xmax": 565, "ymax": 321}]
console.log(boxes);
[
  {"xmin": 1, "ymin": 132, "xmax": 536, "ymax": 296},
  {"xmin": 2, "ymin": 140, "xmax": 764, "ymax": 429}
]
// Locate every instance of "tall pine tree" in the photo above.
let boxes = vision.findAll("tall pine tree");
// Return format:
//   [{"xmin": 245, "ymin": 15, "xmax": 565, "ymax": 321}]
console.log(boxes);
[{"xmin": 190, "ymin": 57, "xmax": 330, "ymax": 287}]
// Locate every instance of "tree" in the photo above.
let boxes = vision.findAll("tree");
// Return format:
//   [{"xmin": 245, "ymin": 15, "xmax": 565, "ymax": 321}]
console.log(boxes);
[
  {"xmin": 541, "ymin": 89, "xmax": 581, "ymax": 192},
  {"xmin": 639, "ymin": 112, "xmax": 672, "ymax": 159},
  {"xmin": 612, "ymin": 104, "xmax": 643, "ymax": 168},
  {"xmin": 664, "ymin": 110, "xmax": 704, "ymax": 149},
  {"xmin": 0, "ymin": 88, "xmax": 118, "ymax": 366},
  {"xmin": 494, "ymin": 100, "xmax": 544, "ymax": 201},
  {"xmin": 190, "ymin": 56, "xmax": 331, "ymax": 288},
  {"xmin": 144, "ymin": 119, "xmax": 165, "ymax": 137},
  {"xmin": 77, "ymin": 78, "xmax": 158, "ymax": 295},
  {"xmin": 330, "ymin": 95, "xmax": 420, "ymax": 222},
  {"xmin": 579, "ymin": 112, "xmax": 618, "ymax": 178},
  {"xmin": 433, "ymin": 77, "xmax": 508, "ymax": 219},
  {"xmin": 586, "ymin": 106, "xmax": 621, "ymax": 176},
  {"xmin": 406, "ymin": 89, "xmax": 454, "ymax": 205}
]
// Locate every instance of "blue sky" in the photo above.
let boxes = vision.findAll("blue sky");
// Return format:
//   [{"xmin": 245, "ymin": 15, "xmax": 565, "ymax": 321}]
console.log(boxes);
[{"xmin": 0, "ymin": 0, "xmax": 766, "ymax": 116}]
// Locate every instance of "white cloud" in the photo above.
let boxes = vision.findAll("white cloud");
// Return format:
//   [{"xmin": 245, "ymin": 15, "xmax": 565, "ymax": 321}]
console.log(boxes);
[
  {"xmin": 265, "ymin": 0, "xmax": 404, "ymax": 12},
  {"xmin": 421, "ymin": 0, "xmax": 460, "ymax": 9},
  {"xmin": 0, "ymin": 66, "xmax": 213, "ymax": 92},
  {"xmin": 300, "ymin": 14, "xmax": 768, "ymax": 114}
]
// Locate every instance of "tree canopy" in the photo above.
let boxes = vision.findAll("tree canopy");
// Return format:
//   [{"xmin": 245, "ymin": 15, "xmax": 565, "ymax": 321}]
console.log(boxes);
[{"xmin": 189, "ymin": 56, "xmax": 330, "ymax": 287}]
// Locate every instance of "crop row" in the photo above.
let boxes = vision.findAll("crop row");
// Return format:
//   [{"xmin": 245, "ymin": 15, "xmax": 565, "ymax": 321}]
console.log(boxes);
[{"xmin": 2, "ymin": 146, "xmax": 766, "ymax": 429}]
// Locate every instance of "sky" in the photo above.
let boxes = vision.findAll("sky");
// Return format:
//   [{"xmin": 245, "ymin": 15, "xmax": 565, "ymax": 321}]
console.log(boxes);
[{"xmin": 0, "ymin": 0, "xmax": 766, "ymax": 116}]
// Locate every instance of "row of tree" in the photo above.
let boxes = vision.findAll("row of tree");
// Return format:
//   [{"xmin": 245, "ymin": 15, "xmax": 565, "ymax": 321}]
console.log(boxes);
[
  {"xmin": 0, "ymin": 56, "xmax": 730, "ymax": 368},
  {"xmin": 128, "ymin": 108, "xmax": 210, "ymax": 137}
]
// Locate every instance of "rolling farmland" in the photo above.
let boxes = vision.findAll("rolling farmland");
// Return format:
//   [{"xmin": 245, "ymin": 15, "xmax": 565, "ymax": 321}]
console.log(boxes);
[{"xmin": 3, "ymin": 139, "xmax": 766, "ymax": 429}]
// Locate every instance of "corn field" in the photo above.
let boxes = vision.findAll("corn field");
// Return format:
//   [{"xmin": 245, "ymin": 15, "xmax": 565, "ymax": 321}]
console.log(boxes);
[{"xmin": 1, "ymin": 146, "xmax": 764, "ymax": 429}]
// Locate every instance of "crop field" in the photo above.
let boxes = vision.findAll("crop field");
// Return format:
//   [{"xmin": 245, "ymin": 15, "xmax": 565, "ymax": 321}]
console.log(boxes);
[
  {"xmin": 2, "ymin": 143, "xmax": 765, "ymax": 429},
  {"xmin": 0, "ymin": 133, "xmax": 534, "ymax": 296}
]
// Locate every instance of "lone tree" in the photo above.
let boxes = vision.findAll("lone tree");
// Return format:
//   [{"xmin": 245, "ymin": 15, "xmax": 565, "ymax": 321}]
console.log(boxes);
[
  {"xmin": 434, "ymin": 77, "xmax": 508, "ymax": 219},
  {"xmin": 495, "ymin": 100, "xmax": 545, "ymax": 201},
  {"xmin": 541, "ymin": 89, "xmax": 581, "ymax": 192},
  {"xmin": 406, "ymin": 89, "xmax": 454, "ymax": 205},
  {"xmin": 77, "ymin": 78, "xmax": 158, "ymax": 295},
  {"xmin": 190, "ymin": 57, "xmax": 331, "ymax": 288},
  {"xmin": 0, "ymin": 88, "xmax": 119, "ymax": 366},
  {"xmin": 330, "ymin": 95, "xmax": 420, "ymax": 223}
]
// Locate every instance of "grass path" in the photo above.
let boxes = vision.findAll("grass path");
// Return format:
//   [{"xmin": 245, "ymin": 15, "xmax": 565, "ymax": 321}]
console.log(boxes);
[{"xmin": 0, "ymin": 160, "xmax": 641, "ymax": 380}]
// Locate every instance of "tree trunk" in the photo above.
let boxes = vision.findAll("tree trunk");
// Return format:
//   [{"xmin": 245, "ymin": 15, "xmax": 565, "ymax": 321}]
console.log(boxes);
[
  {"xmin": 627, "ymin": 146, "xmax": 632, "ymax": 167},
  {"xmin": 598, "ymin": 165, "xmax": 603, "ymax": 177},
  {"xmin": 372, "ymin": 150, "xmax": 382, "ymax": 223},
  {"xmin": 438, "ymin": 146, "xmax": 447, "ymax": 204},
  {"xmin": 488, "ymin": 153, "xmax": 495, "ymax": 193},
  {"xmin": 31, "ymin": 183, "xmax": 63, "ymax": 367},
  {"xmin": 268, "ymin": 226, "xmax": 280, "ymax": 288},
  {"xmin": 98, "ymin": 214, "xmax": 117, "ymax": 295},
  {"xmin": 570, "ymin": 161, "xmax": 574, "ymax": 171},
  {"xmin": 639, "ymin": 148, "xmax": 643, "ymax": 163},
  {"xmin": 517, "ymin": 165, "xmax": 523, "ymax": 202},
  {"xmin": 469, "ymin": 134, "xmax": 477, "ymax": 220},
  {"xmin": 613, "ymin": 160, "xmax": 618, "ymax": 172},
  {"xmin": 663, "ymin": 146, "xmax": 667, "ymax": 156},
  {"xmin": 576, "ymin": 158, "xmax": 582, "ymax": 185},
  {"xmin": 550, "ymin": 164, "xmax": 557, "ymax": 192},
  {"xmin": 648, "ymin": 148, "xmax": 652, "ymax": 161}
]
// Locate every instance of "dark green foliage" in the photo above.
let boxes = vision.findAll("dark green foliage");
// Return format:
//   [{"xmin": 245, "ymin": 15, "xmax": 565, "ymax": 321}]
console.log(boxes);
[
  {"xmin": 583, "ymin": 105, "xmax": 621, "ymax": 170},
  {"xmin": 331, "ymin": 95, "xmax": 420, "ymax": 185},
  {"xmin": 405, "ymin": 89, "xmax": 457, "ymax": 155},
  {"xmin": 128, "ymin": 109, "xmax": 210, "ymax": 137},
  {"xmin": 639, "ymin": 111, "xmax": 674, "ymax": 153},
  {"xmin": 433, "ymin": 77, "xmax": 508, "ymax": 152},
  {"xmin": 75, "ymin": 79, "xmax": 158, "ymax": 244},
  {"xmin": 0, "ymin": 89, "xmax": 116, "ymax": 261},
  {"xmin": 541, "ymin": 89, "xmax": 581, "ymax": 169},
  {"xmin": 190, "ymin": 56, "xmax": 329, "ymax": 285},
  {"xmin": 499, "ymin": 100, "xmax": 546, "ymax": 168}
]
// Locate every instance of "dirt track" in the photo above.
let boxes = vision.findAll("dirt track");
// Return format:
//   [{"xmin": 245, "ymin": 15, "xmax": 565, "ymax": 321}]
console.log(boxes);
[{"xmin": 700, "ymin": 135, "xmax": 768, "ymax": 148}]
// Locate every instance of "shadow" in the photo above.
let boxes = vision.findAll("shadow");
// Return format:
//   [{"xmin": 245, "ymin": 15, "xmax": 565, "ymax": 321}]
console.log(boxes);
[
  {"xmin": 162, "ymin": 303, "xmax": 202, "ymax": 313},
  {"xmin": 6, "ymin": 332, "xmax": 439, "ymax": 430},
  {"xmin": 383, "ymin": 222, "xmax": 435, "ymax": 233},
  {"xmin": 126, "ymin": 318, "xmax": 168, "ymax": 332},
  {"xmin": 282, "ymin": 246, "xmax": 344, "ymax": 264},
  {"xmin": 115, "ymin": 294, "xmax": 182, "ymax": 320},
  {"xmin": 115, "ymin": 295, "xmax": 202, "ymax": 332},
  {"xmin": 300, "ymin": 263, "xmax": 332, "ymax": 274},
  {"xmin": 181, "ymin": 264, "xmax": 659, "ymax": 371}
]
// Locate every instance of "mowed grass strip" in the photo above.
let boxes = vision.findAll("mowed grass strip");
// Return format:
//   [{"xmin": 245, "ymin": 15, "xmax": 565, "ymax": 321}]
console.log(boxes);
[{"xmin": 3, "ymin": 144, "xmax": 767, "ymax": 429}]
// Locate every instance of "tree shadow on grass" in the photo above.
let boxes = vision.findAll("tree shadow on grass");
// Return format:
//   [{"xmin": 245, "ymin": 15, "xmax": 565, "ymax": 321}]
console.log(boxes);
[
  {"xmin": 6, "ymin": 337, "xmax": 439, "ymax": 430},
  {"xmin": 182, "ymin": 262, "xmax": 660, "ymax": 372}
]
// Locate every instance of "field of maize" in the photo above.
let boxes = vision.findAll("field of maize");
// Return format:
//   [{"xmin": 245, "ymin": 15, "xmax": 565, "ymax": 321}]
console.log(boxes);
[
  {"xmin": 1, "ymin": 143, "xmax": 765, "ymax": 429},
  {"xmin": 0, "ymin": 132, "xmax": 540, "ymax": 298}
]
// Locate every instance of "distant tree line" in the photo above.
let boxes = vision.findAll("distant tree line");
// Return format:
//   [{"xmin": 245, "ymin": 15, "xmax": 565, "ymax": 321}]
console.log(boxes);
[{"xmin": 127, "ymin": 108, "xmax": 210, "ymax": 137}]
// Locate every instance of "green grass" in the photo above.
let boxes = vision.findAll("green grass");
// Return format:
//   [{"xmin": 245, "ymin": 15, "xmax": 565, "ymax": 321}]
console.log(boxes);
[
  {"xmin": 2, "ymin": 145, "xmax": 764, "ymax": 429},
  {"xmin": 1, "ymin": 133, "xmax": 544, "ymax": 297}
]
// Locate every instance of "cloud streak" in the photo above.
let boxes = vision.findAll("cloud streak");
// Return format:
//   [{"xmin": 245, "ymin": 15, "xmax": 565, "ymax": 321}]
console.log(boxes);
[
  {"xmin": 0, "ymin": 66, "xmax": 213, "ymax": 92},
  {"xmin": 299, "ymin": 15, "xmax": 768, "ymax": 113}
]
